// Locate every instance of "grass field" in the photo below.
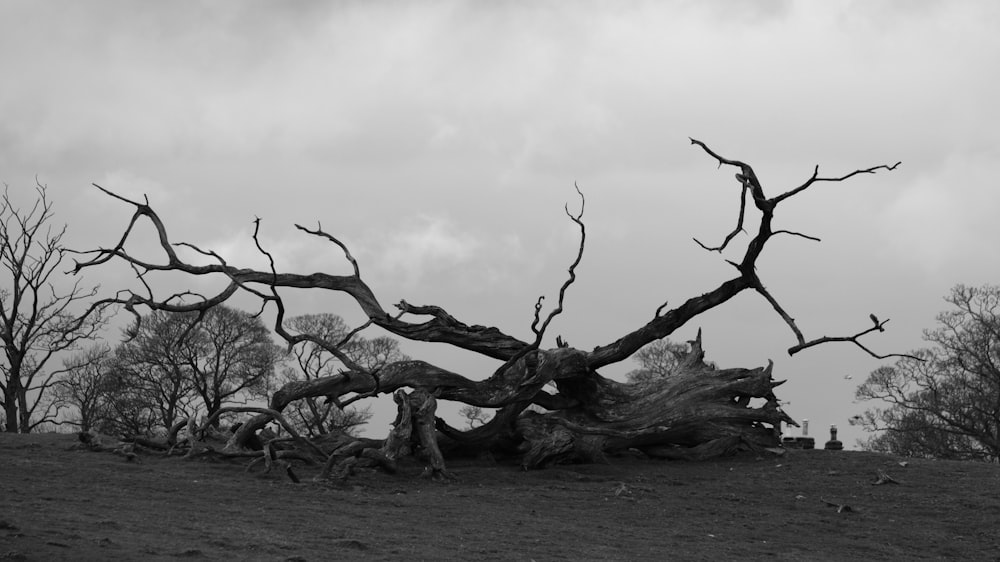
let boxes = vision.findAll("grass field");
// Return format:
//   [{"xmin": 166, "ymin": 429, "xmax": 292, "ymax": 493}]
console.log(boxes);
[{"xmin": 1, "ymin": 432, "xmax": 998, "ymax": 561}]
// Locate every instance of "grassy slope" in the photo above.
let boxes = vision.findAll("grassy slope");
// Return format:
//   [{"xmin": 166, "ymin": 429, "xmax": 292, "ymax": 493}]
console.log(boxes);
[{"xmin": 1, "ymin": 432, "xmax": 998, "ymax": 561}]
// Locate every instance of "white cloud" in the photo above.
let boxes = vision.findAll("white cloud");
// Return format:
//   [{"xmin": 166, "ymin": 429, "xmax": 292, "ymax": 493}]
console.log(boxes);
[
  {"xmin": 366, "ymin": 216, "xmax": 480, "ymax": 287},
  {"xmin": 880, "ymin": 150, "xmax": 1000, "ymax": 274},
  {"xmin": 882, "ymin": 185, "xmax": 965, "ymax": 271}
]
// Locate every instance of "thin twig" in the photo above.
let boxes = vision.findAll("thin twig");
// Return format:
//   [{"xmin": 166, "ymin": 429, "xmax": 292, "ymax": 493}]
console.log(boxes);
[{"xmin": 295, "ymin": 222, "xmax": 361, "ymax": 278}]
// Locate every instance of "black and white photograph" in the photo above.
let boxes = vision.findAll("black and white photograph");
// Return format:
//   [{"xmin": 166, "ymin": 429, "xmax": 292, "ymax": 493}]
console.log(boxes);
[{"xmin": 2, "ymin": 2, "xmax": 998, "ymax": 560}]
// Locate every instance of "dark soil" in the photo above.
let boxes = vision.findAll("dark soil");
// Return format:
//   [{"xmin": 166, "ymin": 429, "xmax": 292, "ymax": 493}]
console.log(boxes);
[{"xmin": 1, "ymin": 433, "xmax": 998, "ymax": 561}]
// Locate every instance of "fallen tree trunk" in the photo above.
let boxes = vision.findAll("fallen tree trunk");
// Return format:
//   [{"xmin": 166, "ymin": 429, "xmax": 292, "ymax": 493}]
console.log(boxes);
[
  {"xmin": 229, "ymin": 331, "xmax": 793, "ymax": 472},
  {"xmin": 76, "ymin": 139, "xmax": 905, "ymax": 475},
  {"xmin": 440, "ymin": 331, "xmax": 792, "ymax": 468}
]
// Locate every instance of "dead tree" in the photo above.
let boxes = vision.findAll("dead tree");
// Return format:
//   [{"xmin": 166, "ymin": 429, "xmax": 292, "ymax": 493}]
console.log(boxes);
[
  {"xmin": 73, "ymin": 140, "xmax": 907, "ymax": 474},
  {"xmin": 1, "ymin": 182, "xmax": 108, "ymax": 433}
]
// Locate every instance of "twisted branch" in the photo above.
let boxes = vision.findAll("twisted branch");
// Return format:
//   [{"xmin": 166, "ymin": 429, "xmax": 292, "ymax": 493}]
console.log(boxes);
[{"xmin": 589, "ymin": 139, "xmax": 907, "ymax": 367}]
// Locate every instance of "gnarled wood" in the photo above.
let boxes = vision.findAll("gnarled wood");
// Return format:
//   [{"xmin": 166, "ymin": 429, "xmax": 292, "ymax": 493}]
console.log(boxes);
[
  {"xmin": 74, "ymin": 140, "xmax": 904, "ymax": 474},
  {"xmin": 516, "ymin": 333, "xmax": 792, "ymax": 467}
]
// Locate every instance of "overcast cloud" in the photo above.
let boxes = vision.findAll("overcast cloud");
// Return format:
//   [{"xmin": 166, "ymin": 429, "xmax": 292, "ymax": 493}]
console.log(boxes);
[{"xmin": 3, "ymin": 1, "xmax": 998, "ymax": 444}]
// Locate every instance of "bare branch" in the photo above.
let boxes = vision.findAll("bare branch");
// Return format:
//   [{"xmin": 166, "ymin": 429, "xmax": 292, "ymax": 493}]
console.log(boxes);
[
  {"xmin": 1, "ymin": 182, "xmax": 106, "ymax": 431},
  {"xmin": 772, "ymin": 162, "xmax": 902, "ymax": 204},
  {"xmin": 688, "ymin": 138, "xmax": 750, "ymax": 169},
  {"xmin": 788, "ymin": 318, "xmax": 923, "ymax": 361},
  {"xmin": 529, "ymin": 296, "xmax": 545, "ymax": 336},
  {"xmin": 593, "ymin": 139, "xmax": 904, "ymax": 368},
  {"xmin": 335, "ymin": 318, "xmax": 376, "ymax": 349},
  {"xmin": 654, "ymin": 300, "xmax": 669, "ymax": 319},
  {"xmin": 174, "ymin": 240, "xmax": 271, "ymax": 318},
  {"xmin": 693, "ymin": 181, "xmax": 749, "ymax": 252},
  {"xmin": 534, "ymin": 183, "xmax": 586, "ymax": 340},
  {"xmin": 76, "ymin": 185, "xmax": 529, "ymax": 360},
  {"xmin": 336, "ymin": 382, "xmax": 381, "ymax": 409},
  {"xmin": 752, "ymin": 278, "xmax": 806, "ymax": 346},
  {"xmin": 253, "ymin": 219, "xmax": 370, "ymax": 376},
  {"xmin": 754, "ymin": 270, "xmax": 916, "ymax": 361},
  {"xmin": 197, "ymin": 406, "xmax": 327, "ymax": 459},
  {"xmin": 772, "ymin": 230, "xmax": 821, "ymax": 243},
  {"xmin": 295, "ymin": 222, "xmax": 361, "ymax": 278}
]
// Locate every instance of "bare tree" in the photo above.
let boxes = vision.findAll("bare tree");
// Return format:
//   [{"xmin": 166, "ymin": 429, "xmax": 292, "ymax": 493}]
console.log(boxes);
[
  {"xmin": 459, "ymin": 405, "xmax": 492, "ymax": 429},
  {"xmin": 114, "ymin": 310, "xmax": 199, "ymax": 431},
  {"xmin": 178, "ymin": 305, "xmax": 282, "ymax": 426},
  {"xmin": 856, "ymin": 285, "xmax": 1000, "ymax": 462},
  {"xmin": 278, "ymin": 362, "xmax": 374, "ymax": 438},
  {"xmin": 286, "ymin": 313, "xmax": 410, "ymax": 374},
  {"xmin": 54, "ymin": 345, "xmax": 161, "ymax": 436},
  {"xmin": 114, "ymin": 306, "xmax": 280, "ymax": 429},
  {"xmin": 53, "ymin": 345, "xmax": 112, "ymax": 432},
  {"xmin": 93, "ymin": 361, "xmax": 163, "ymax": 437},
  {"xmin": 280, "ymin": 313, "xmax": 403, "ymax": 437},
  {"xmin": 74, "ymin": 140, "xmax": 906, "ymax": 475},
  {"xmin": 0, "ymin": 183, "xmax": 106, "ymax": 432},
  {"xmin": 625, "ymin": 338, "xmax": 708, "ymax": 384}
]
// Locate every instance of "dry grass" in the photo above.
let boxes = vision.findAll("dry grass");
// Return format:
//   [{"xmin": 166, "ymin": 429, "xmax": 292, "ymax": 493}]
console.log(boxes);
[{"xmin": 2, "ymin": 432, "xmax": 998, "ymax": 561}]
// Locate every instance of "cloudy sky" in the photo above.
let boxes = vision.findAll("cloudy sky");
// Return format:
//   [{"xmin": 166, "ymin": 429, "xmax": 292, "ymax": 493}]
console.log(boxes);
[{"xmin": 3, "ymin": 1, "xmax": 998, "ymax": 446}]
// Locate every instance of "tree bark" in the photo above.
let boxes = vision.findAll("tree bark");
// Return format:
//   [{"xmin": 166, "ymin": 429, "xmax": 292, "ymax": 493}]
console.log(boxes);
[
  {"xmin": 3, "ymin": 378, "xmax": 19, "ymax": 433},
  {"xmin": 75, "ymin": 141, "xmax": 903, "ymax": 472},
  {"xmin": 232, "ymin": 332, "xmax": 792, "ymax": 470},
  {"xmin": 446, "ymin": 332, "xmax": 792, "ymax": 468}
]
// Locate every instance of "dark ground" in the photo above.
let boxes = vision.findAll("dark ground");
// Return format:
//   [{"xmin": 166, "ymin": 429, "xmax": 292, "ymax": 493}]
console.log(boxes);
[{"xmin": 1, "ymin": 432, "xmax": 998, "ymax": 561}]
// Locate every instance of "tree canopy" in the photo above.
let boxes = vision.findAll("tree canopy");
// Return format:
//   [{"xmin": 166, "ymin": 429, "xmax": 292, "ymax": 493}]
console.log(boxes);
[
  {"xmin": 56, "ymin": 306, "xmax": 281, "ymax": 435},
  {"xmin": 0, "ymin": 183, "xmax": 106, "ymax": 433},
  {"xmin": 625, "ymin": 338, "xmax": 717, "ymax": 384},
  {"xmin": 856, "ymin": 284, "xmax": 1000, "ymax": 462}
]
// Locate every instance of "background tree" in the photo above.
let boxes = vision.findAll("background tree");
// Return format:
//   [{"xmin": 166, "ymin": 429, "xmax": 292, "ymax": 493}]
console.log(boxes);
[
  {"xmin": 458, "ymin": 405, "xmax": 492, "ymax": 429},
  {"xmin": 114, "ymin": 310, "xmax": 199, "ymax": 431},
  {"xmin": 54, "ymin": 307, "xmax": 281, "ymax": 436},
  {"xmin": 0, "ymin": 183, "xmax": 105, "ymax": 433},
  {"xmin": 856, "ymin": 284, "xmax": 1000, "ymax": 462},
  {"xmin": 55, "ymin": 344, "xmax": 163, "ymax": 436},
  {"xmin": 53, "ymin": 345, "xmax": 113, "ymax": 433},
  {"xmin": 625, "ymin": 338, "xmax": 714, "ymax": 384},
  {"xmin": 94, "ymin": 361, "xmax": 163, "ymax": 437},
  {"xmin": 280, "ymin": 313, "xmax": 405, "ymax": 437},
  {"xmin": 177, "ymin": 305, "xmax": 282, "ymax": 426},
  {"xmin": 114, "ymin": 306, "xmax": 280, "ymax": 429}
]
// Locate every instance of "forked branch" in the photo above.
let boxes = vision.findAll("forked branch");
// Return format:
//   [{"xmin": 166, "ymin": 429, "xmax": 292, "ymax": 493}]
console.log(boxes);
[
  {"xmin": 788, "ymin": 319, "xmax": 922, "ymax": 361},
  {"xmin": 693, "ymin": 178, "xmax": 749, "ymax": 252},
  {"xmin": 498, "ymin": 184, "xmax": 587, "ymax": 378},
  {"xmin": 590, "ymin": 139, "xmax": 906, "ymax": 368},
  {"xmin": 249, "ymin": 217, "xmax": 370, "ymax": 375},
  {"xmin": 533, "ymin": 183, "xmax": 586, "ymax": 341},
  {"xmin": 774, "ymin": 161, "xmax": 902, "ymax": 204},
  {"xmin": 295, "ymin": 222, "xmax": 361, "ymax": 278},
  {"xmin": 74, "ymin": 184, "xmax": 529, "ymax": 361}
]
